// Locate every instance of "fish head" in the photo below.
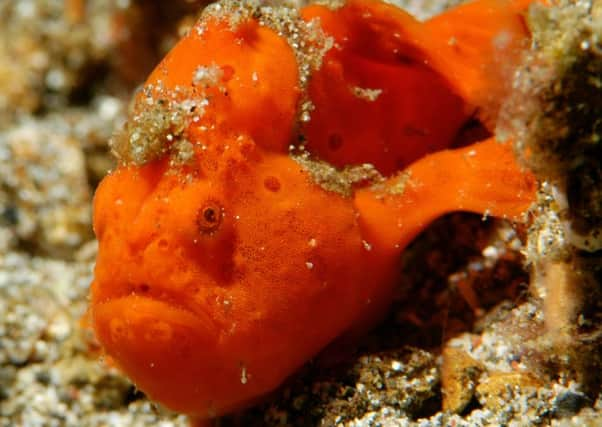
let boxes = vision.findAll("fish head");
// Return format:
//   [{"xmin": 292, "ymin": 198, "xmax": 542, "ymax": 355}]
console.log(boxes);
[
  {"xmin": 90, "ymin": 129, "xmax": 385, "ymax": 417},
  {"xmin": 89, "ymin": 14, "xmax": 317, "ymax": 416}
]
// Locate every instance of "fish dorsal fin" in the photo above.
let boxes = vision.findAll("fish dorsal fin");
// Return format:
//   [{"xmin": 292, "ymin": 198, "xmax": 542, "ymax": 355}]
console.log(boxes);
[
  {"xmin": 354, "ymin": 137, "xmax": 536, "ymax": 252},
  {"xmin": 420, "ymin": 0, "xmax": 536, "ymax": 128}
]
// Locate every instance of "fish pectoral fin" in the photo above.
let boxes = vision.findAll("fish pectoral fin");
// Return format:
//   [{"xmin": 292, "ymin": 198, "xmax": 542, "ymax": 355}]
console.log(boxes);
[
  {"xmin": 422, "ymin": 0, "xmax": 539, "ymax": 128},
  {"xmin": 354, "ymin": 137, "xmax": 537, "ymax": 250}
]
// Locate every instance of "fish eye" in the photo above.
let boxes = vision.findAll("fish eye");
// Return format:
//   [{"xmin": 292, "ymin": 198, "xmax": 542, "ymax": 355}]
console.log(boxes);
[{"xmin": 197, "ymin": 200, "xmax": 223, "ymax": 234}]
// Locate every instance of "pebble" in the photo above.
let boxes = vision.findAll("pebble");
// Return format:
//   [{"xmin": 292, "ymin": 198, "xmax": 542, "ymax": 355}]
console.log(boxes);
[{"xmin": 441, "ymin": 347, "xmax": 483, "ymax": 414}]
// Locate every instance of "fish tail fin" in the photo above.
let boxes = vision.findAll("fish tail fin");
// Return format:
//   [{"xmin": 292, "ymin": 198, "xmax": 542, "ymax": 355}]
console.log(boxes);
[
  {"xmin": 421, "ymin": 0, "xmax": 540, "ymax": 128},
  {"xmin": 355, "ymin": 137, "xmax": 536, "ymax": 250}
]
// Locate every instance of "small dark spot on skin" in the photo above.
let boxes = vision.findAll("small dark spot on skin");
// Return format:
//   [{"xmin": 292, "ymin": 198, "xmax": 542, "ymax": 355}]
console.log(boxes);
[
  {"xmin": 158, "ymin": 239, "xmax": 168, "ymax": 250},
  {"xmin": 221, "ymin": 65, "xmax": 235, "ymax": 82},
  {"xmin": 197, "ymin": 200, "xmax": 223, "ymax": 234},
  {"xmin": 328, "ymin": 133, "xmax": 343, "ymax": 151},
  {"xmin": 138, "ymin": 283, "xmax": 150, "ymax": 293},
  {"xmin": 402, "ymin": 125, "xmax": 428, "ymax": 137},
  {"xmin": 395, "ymin": 52, "xmax": 414, "ymax": 65},
  {"xmin": 264, "ymin": 176, "xmax": 281, "ymax": 192}
]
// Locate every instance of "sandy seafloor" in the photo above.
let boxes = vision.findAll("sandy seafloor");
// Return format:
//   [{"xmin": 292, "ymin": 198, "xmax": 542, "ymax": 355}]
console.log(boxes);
[{"xmin": 0, "ymin": 0, "xmax": 601, "ymax": 426}]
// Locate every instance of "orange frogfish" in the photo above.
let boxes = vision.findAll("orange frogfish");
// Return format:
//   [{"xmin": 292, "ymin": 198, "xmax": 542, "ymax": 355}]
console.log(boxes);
[{"xmin": 91, "ymin": 0, "xmax": 538, "ymax": 421}]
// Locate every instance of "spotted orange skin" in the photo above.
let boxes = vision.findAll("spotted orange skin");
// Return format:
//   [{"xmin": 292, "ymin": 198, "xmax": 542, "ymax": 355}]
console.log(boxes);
[
  {"xmin": 93, "ymin": 147, "xmax": 399, "ymax": 415},
  {"xmin": 91, "ymin": 0, "xmax": 538, "ymax": 420}
]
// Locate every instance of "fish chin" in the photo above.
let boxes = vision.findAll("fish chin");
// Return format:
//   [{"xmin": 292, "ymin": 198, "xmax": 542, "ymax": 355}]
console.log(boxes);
[{"xmin": 92, "ymin": 294, "xmax": 230, "ymax": 415}]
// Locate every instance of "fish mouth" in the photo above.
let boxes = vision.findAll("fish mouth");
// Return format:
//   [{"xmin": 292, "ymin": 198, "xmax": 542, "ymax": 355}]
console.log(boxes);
[
  {"xmin": 92, "ymin": 293, "xmax": 226, "ymax": 413},
  {"xmin": 92, "ymin": 277, "xmax": 217, "ymax": 328},
  {"xmin": 92, "ymin": 292, "xmax": 218, "ymax": 352},
  {"xmin": 92, "ymin": 293, "xmax": 276, "ymax": 417},
  {"xmin": 92, "ymin": 292, "xmax": 219, "ymax": 375}
]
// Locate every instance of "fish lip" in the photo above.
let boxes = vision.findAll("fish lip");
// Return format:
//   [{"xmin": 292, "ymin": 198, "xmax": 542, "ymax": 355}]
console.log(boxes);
[{"xmin": 93, "ymin": 287, "xmax": 218, "ymax": 337}]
